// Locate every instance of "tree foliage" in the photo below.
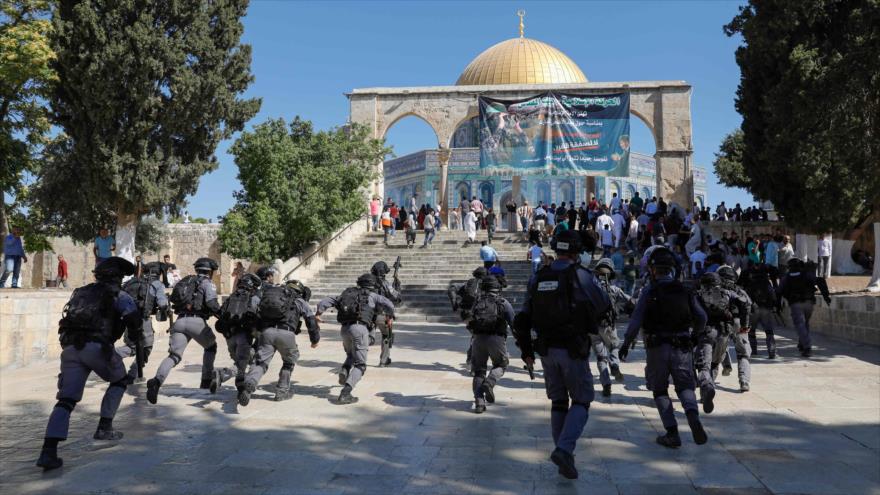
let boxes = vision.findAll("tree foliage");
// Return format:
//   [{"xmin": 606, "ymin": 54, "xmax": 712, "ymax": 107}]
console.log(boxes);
[
  {"xmin": 0, "ymin": 0, "xmax": 55, "ymax": 241},
  {"xmin": 135, "ymin": 216, "xmax": 168, "ymax": 254},
  {"xmin": 724, "ymin": 0, "xmax": 880, "ymax": 232},
  {"xmin": 34, "ymin": 0, "xmax": 260, "ymax": 246},
  {"xmin": 219, "ymin": 118, "xmax": 388, "ymax": 262},
  {"xmin": 712, "ymin": 129, "xmax": 750, "ymax": 189}
]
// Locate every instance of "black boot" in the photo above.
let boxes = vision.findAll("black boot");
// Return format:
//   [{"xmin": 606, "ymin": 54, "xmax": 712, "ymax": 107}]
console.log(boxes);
[
  {"xmin": 238, "ymin": 381, "xmax": 255, "ymax": 407},
  {"xmin": 602, "ymin": 384, "xmax": 612, "ymax": 397},
  {"xmin": 702, "ymin": 387, "xmax": 715, "ymax": 414},
  {"xmin": 274, "ymin": 388, "xmax": 293, "ymax": 401},
  {"xmin": 656, "ymin": 426, "xmax": 682, "ymax": 448},
  {"xmin": 550, "ymin": 448, "xmax": 578, "ymax": 479},
  {"xmin": 611, "ymin": 366, "xmax": 624, "ymax": 382},
  {"xmin": 36, "ymin": 439, "xmax": 62, "ymax": 471},
  {"xmin": 199, "ymin": 378, "xmax": 212, "ymax": 389},
  {"xmin": 93, "ymin": 417, "xmax": 123, "ymax": 440},
  {"xmin": 146, "ymin": 378, "xmax": 160, "ymax": 405},
  {"xmin": 337, "ymin": 385, "xmax": 357, "ymax": 405},
  {"xmin": 686, "ymin": 411, "xmax": 708, "ymax": 445},
  {"xmin": 482, "ymin": 382, "xmax": 496, "ymax": 404},
  {"xmin": 474, "ymin": 401, "xmax": 486, "ymax": 414}
]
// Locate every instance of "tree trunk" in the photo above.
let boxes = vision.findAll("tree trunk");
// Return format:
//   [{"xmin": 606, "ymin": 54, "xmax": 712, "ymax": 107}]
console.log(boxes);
[
  {"xmin": 868, "ymin": 222, "xmax": 880, "ymax": 292},
  {"xmin": 0, "ymin": 202, "xmax": 8, "ymax": 239},
  {"xmin": 116, "ymin": 211, "xmax": 138, "ymax": 263}
]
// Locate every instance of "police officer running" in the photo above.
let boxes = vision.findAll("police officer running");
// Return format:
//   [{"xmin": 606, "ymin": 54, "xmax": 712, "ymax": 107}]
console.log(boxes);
[
  {"xmin": 147, "ymin": 257, "xmax": 222, "ymax": 404},
  {"xmin": 717, "ymin": 265, "xmax": 753, "ymax": 392},
  {"xmin": 592, "ymin": 258, "xmax": 631, "ymax": 396},
  {"xmin": 370, "ymin": 261, "xmax": 401, "ymax": 367},
  {"xmin": 115, "ymin": 261, "xmax": 168, "ymax": 380},
  {"xmin": 620, "ymin": 246, "xmax": 709, "ymax": 448},
  {"xmin": 211, "ymin": 272, "xmax": 263, "ymax": 395},
  {"xmin": 740, "ymin": 263, "xmax": 781, "ymax": 359},
  {"xmin": 238, "ymin": 267, "xmax": 320, "ymax": 405},
  {"xmin": 513, "ymin": 230, "xmax": 610, "ymax": 480},
  {"xmin": 779, "ymin": 258, "xmax": 831, "ymax": 357},
  {"xmin": 467, "ymin": 276, "xmax": 514, "ymax": 413},
  {"xmin": 316, "ymin": 274, "xmax": 395, "ymax": 404},
  {"xmin": 37, "ymin": 257, "xmax": 142, "ymax": 470}
]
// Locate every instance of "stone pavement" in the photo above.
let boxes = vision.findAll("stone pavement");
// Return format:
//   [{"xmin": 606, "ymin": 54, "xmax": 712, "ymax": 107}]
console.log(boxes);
[{"xmin": 1, "ymin": 321, "xmax": 878, "ymax": 495}]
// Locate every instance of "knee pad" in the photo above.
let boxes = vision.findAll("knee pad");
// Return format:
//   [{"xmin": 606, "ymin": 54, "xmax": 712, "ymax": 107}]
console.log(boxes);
[
  {"xmin": 653, "ymin": 390, "xmax": 670, "ymax": 399},
  {"xmin": 110, "ymin": 375, "xmax": 133, "ymax": 390},
  {"xmin": 55, "ymin": 398, "xmax": 78, "ymax": 413},
  {"xmin": 551, "ymin": 399, "xmax": 570, "ymax": 412},
  {"xmin": 205, "ymin": 343, "xmax": 218, "ymax": 354},
  {"xmin": 498, "ymin": 356, "xmax": 510, "ymax": 369},
  {"xmin": 168, "ymin": 351, "xmax": 183, "ymax": 365},
  {"xmin": 355, "ymin": 363, "xmax": 367, "ymax": 374},
  {"xmin": 281, "ymin": 362, "xmax": 294, "ymax": 372}
]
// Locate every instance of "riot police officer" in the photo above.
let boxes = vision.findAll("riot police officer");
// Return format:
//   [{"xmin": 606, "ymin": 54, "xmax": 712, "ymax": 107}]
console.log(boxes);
[
  {"xmin": 779, "ymin": 258, "xmax": 831, "ymax": 357},
  {"xmin": 467, "ymin": 276, "xmax": 514, "ymax": 413},
  {"xmin": 37, "ymin": 257, "xmax": 142, "ymax": 470},
  {"xmin": 717, "ymin": 265, "xmax": 753, "ymax": 392},
  {"xmin": 211, "ymin": 272, "xmax": 263, "ymax": 395},
  {"xmin": 371, "ymin": 261, "xmax": 401, "ymax": 367},
  {"xmin": 147, "ymin": 257, "xmax": 222, "ymax": 404},
  {"xmin": 115, "ymin": 261, "xmax": 168, "ymax": 380},
  {"xmin": 620, "ymin": 246, "xmax": 709, "ymax": 448},
  {"xmin": 238, "ymin": 267, "xmax": 319, "ymax": 405},
  {"xmin": 513, "ymin": 230, "xmax": 610, "ymax": 480},
  {"xmin": 740, "ymin": 263, "xmax": 781, "ymax": 359},
  {"xmin": 316, "ymin": 274, "xmax": 395, "ymax": 404},
  {"xmin": 592, "ymin": 258, "xmax": 631, "ymax": 396}
]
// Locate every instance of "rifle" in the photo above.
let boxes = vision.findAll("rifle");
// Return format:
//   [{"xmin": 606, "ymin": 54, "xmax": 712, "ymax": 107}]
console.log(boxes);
[
  {"xmin": 135, "ymin": 335, "xmax": 145, "ymax": 379},
  {"xmin": 392, "ymin": 256, "xmax": 402, "ymax": 293},
  {"xmin": 524, "ymin": 362, "xmax": 535, "ymax": 380}
]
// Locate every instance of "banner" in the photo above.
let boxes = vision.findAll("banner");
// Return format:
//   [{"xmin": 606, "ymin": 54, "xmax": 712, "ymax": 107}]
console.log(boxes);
[{"xmin": 479, "ymin": 92, "xmax": 630, "ymax": 176}]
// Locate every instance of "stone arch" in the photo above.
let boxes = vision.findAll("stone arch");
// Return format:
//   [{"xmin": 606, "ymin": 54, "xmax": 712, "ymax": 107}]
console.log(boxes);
[
  {"xmin": 626, "ymin": 184, "xmax": 637, "ymax": 200},
  {"xmin": 536, "ymin": 180, "xmax": 551, "ymax": 206},
  {"xmin": 478, "ymin": 181, "xmax": 494, "ymax": 207},
  {"xmin": 455, "ymin": 181, "xmax": 471, "ymax": 202},
  {"xmin": 558, "ymin": 180, "xmax": 575, "ymax": 205},
  {"xmin": 380, "ymin": 112, "xmax": 442, "ymax": 146}
]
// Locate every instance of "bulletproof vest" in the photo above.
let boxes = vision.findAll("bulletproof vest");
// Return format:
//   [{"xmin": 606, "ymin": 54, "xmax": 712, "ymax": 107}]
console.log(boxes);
[
  {"xmin": 258, "ymin": 285, "xmax": 297, "ymax": 325},
  {"xmin": 221, "ymin": 287, "xmax": 257, "ymax": 324},
  {"xmin": 643, "ymin": 281, "xmax": 692, "ymax": 336},
  {"xmin": 597, "ymin": 277, "xmax": 619, "ymax": 325},
  {"xmin": 529, "ymin": 265, "xmax": 593, "ymax": 342},
  {"xmin": 336, "ymin": 287, "xmax": 374, "ymax": 327},
  {"xmin": 122, "ymin": 276, "xmax": 154, "ymax": 316},
  {"xmin": 58, "ymin": 283, "xmax": 119, "ymax": 345},
  {"xmin": 468, "ymin": 294, "xmax": 507, "ymax": 335},
  {"xmin": 459, "ymin": 278, "xmax": 482, "ymax": 310},
  {"xmin": 170, "ymin": 275, "xmax": 204, "ymax": 315},
  {"xmin": 745, "ymin": 271, "xmax": 776, "ymax": 308},
  {"xmin": 785, "ymin": 272, "xmax": 816, "ymax": 302},
  {"xmin": 697, "ymin": 285, "xmax": 732, "ymax": 326}
]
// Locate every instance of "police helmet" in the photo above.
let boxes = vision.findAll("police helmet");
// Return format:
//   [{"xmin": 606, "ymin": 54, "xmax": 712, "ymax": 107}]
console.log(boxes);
[
  {"xmin": 550, "ymin": 229, "xmax": 582, "ymax": 255},
  {"xmin": 194, "ymin": 257, "xmax": 219, "ymax": 272},
  {"xmin": 700, "ymin": 271, "xmax": 722, "ymax": 287},
  {"xmin": 595, "ymin": 258, "xmax": 616, "ymax": 279},
  {"xmin": 285, "ymin": 279, "xmax": 311, "ymax": 301},
  {"xmin": 371, "ymin": 261, "xmax": 390, "ymax": 277},
  {"xmin": 647, "ymin": 246, "xmax": 676, "ymax": 268},
  {"xmin": 236, "ymin": 273, "xmax": 262, "ymax": 291},
  {"xmin": 472, "ymin": 267, "xmax": 488, "ymax": 279},
  {"xmin": 143, "ymin": 261, "xmax": 163, "ymax": 278},
  {"xmin": 480, "ymin": 275, "xmax": 502, "ymax": 294},
  {"xmin": 357, "ymin": 273, "xmax": 377, "ymax": 289},
  {"xmin": 256, "ymin": 265, "xmax": 278, "ymax": 281},
  {"xmin": 717, "ymin": 265, "xmax": 737, "ymax": 283},
  {"xmin": 93, "ymin": 256, "xmax": 136, "ymax": 281}
]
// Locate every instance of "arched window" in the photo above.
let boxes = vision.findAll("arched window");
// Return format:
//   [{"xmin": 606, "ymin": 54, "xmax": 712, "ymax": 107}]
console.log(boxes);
[
  {"xmin": 536, "ymin": 181, "xmax": 551, "ymax": 206},
  {"xmin": 641, "ymin": 186, "xmax": 652, "ymax": 199},
  {"xmin": 609, "ymin": 181, "xmax": 621, "ymax": 201},
  {"xmin": 479, "ymin": 181, "xmax": 494, "ymax": 208},
  {"xmin": 626, "ymin": 184, "xmax": 637, "ymax": 200},
  {"xmin": 455, "ymin": 181, "xmax": 470, "ymax": 203},
  {"xmin": 696, "ymin": 195, "xmax": 705, "ymax": 208},
  {"xmin": 558, "ymin": 181, "xmax": 575, "ymax": 204}
]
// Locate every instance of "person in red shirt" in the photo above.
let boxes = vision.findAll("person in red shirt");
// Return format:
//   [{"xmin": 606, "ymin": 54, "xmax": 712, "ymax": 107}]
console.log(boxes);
[
  {"xmin": 389, "ymin": 203, "xmax": 399, "ymax": 237},
  {"xmin": 56, "ymin": 254, "xmax": 69, "ymax": 288}
]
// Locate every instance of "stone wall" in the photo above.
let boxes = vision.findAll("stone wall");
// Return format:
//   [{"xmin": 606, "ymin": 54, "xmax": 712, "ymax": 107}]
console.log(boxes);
[{"xmin": 806, "ymin": 294, "xmax": 880, "ymax": 346}]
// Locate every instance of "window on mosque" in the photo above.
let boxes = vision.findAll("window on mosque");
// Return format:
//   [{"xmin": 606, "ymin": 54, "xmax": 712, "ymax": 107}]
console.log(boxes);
[
  {"xmin": 536, "ymin": 181, "xmax": 551, "ymax": 205},
  {"xmin": 558, "ymin": 181, "xmax": 574, "ymax": 204}
]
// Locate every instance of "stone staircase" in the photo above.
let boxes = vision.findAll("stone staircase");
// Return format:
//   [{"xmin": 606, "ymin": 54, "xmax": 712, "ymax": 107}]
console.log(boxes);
[{"xmin": 305, "ymin": 229, "xmax": 533, "ymax": 323}]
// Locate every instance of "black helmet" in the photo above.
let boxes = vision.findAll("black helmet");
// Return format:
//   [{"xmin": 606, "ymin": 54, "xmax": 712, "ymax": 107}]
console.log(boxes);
[
  {"xmin": 256, "ymin": 265, "xmax": 277, "ymax": 280},
  {"xmin": 285, "ymin": 279, "xmax": 311, "ymax": 301},
  {"xmin": 236, "ymin": 273, "xmax": 262, "ymax": 291},
  {"xmin": 648, "ymin": 246, "xmax": 676, "ymax": 268},
  {"xmin": 357, "ymin": 273, "xmax": 376, "ymax": 289},
  {"xmin": 700, "ymin": 271, "xmax": 722, "ymax": 287},
  {"xmin": 194, "ymin": 257, "xmax": 219, "ymax": 272},
  {"xmin": 788, "ymin": 258, "xmax": 805, "ymax": 269},
  {"xmin": 143, "ymin": 261, "xmax": 163, "ymax": 278},
  {"xmin": 371, "ymin": 261, "xmax": 390, "ymax": 277},
  {"xmin": 717, "ymin": 265, "xmax": 737, "ymax": 283},
  {"xmin": 550, "ymin": 229, "xmax": 582, "ymax": 254},
  {"xmin": 480, "ymin": 275, "xmax": 502, "ymax": 294},
  {"xmin": 472, "ymin": 267, "xmax": 488, "ymax": 279},
  {"xmin": 93, "ymin": 256, "xmax": 136, "ymax": 281}
]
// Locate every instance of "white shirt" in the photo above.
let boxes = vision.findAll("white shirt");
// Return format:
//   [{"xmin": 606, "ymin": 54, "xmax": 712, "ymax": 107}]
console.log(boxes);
[
  {"xmin": 689, "ymin": 250, "xmax": 707, "ymax": 276},
  {"xmin": 628, "ymin": 219, "xmax": 639, "ymax": 238},
  {"xmin": 529, "ymin": 245, "xmax": 543, "ymax": 261},
  {"xmin": 818, "ymin": 238, "xmax": 832, "ymax": 257},
  {"xmin": 533, "ymin": 207, "xmax": 546, "ymax": 219},
  {"xmin": 646, "ymin": 201, "xmax": 658, "ymax": 215},
  {"xmin": 611, "ymin": 213, "xmax": 625, "ymax": 232},
  {"xmin": 596, "ymin": 214, "xmax": 614, "ymax": 232}
]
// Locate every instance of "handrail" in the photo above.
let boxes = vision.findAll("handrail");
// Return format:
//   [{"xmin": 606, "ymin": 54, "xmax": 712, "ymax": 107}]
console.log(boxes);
[{"xmin": 282, "ymin": 213, "xmax": 370, "ymax": 281}]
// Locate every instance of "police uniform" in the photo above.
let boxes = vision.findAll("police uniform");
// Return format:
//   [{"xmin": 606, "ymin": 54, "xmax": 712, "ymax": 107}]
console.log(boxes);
[
  {"xmin": 147, "ymin": 258, "xmax": 222, "ymax": 404},
  {"xmin": 593, "ymin": 259, "xmax": 631, "ymax": 394},
  {"xmin": 621, "ymin": 247, "xmax": 709, "ymax": 449},
  {"xmin": 779, "ymin": 259, "xmax": 831, "ymax": 357},
  {"xmin": 316, "ymin": 274, "xmax": 395, "ymax": 404},
  {"xmin": 115, "ymin": 263, "xmax": 168, "ymax": 379},
  {"xmin": 37, "ymin": 257, "xmax": 142, "ymax": 471},
  {"xmin": 467, "ymin": 277, "xmax": 515, "ymax": 413},
  {"xmin": 212, "ymin": 273, "xmax": 262, "ymax": 394},
  {"xmin": 513, "ymin": 230, "xmax": 610, "ymax": 480},
  {"xmin": 740, "ymin": 264, "xmax": 780, "ymax": 358},
  {"xmin": 717, "ymin": 266, "xmax": 753, "ymax": 391},
  {"xmin": 371, "ymin": 262, "xmax": 401, "ymax": 367},
  {"xmin": 238, "ymin": 283, "xmax": 318, "ymax": 405}
]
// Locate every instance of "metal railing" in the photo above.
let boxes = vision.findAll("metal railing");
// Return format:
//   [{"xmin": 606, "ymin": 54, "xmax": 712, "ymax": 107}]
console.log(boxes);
[{"xmin": 282, "ymin": 214, "xmax": 370, "ymax": 281}]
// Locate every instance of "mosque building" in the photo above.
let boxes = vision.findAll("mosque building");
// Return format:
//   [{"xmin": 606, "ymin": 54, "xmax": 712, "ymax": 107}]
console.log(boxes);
[{"xmin": 381, "ymin": 32, "xmax": 708, "ymax": 213}]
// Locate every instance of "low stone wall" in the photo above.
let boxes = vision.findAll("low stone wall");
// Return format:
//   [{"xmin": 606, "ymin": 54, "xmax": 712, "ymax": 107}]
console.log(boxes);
[
  {"xmin": 278, "ymin": 216, "xmax": 371, "ymax": 284},
  {"xmin": 807, "ymin": 294, "xmax": 880, "ymax": 346}
]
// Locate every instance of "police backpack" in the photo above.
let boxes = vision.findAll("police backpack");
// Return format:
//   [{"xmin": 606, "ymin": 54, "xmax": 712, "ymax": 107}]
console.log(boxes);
[
  {"xmin": 170, "ymin": 275, "xmax": 202, "ymax": 313},
  {"xmin": 258, "ymin": 285, "xmax": 294, "ymax": 323},
  {"xmin": 59, "ymin": 283, "xmax": 118, "ymax": 335},
  {"xmin": 458, "ymin": 278, "xmax": 481, "ymax": 310},
  {"xmin": 336, "ymin": 287, "xmax": 373, "ymax": 326},
  {"xmin": 746, "ymin": 273, "xmax": 777, "ymax": 308},
  {"xmin": 698, "ymin": 285, "xmax": 732, "ymax": 324},
  {"xmin": 468, "ymin": 295, "xmax": 507, "ymax": 335},
  {"xmin": 221, "ymin": 287, "xmax": 255, "ymax": 323},
  {"xmin": 122, "ymin": 277, "xmax": 153, "ymax": 316}
]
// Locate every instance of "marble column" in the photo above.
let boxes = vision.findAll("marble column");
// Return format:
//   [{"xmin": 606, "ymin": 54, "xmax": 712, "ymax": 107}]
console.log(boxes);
[{"xmin": 437, "ymin": 148, "xmax": 450, "ymax": 224}]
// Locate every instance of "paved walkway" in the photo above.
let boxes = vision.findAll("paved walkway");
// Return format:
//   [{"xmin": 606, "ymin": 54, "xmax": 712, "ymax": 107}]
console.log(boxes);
[{"xmin": 1, "ymin": 321, "xmax": 878, "ymax": 495}]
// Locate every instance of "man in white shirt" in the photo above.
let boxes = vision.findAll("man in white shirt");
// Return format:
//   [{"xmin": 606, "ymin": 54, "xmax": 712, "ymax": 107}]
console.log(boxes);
[
  {"xmin": 645, "ymin": 198, "xmax": 658, "ymax": 216},
  {"xmin": 689, "ymin": 248, "xmax": 708, "ymax": 277},
  {"xmin": 609, "ymin": 193, "xmax": 621, "ymax": 213},
  {"xmin": 533, "ymin": 205, "xmax": 547, "ymax": 234},
  {"xmin": 596, "ymin": 209, "xmax": 614, "ymax": 233},
  {"xmin": 817, "ymin": 234, "xmax": 832, "ymax": 278},
  {"xmin": 611, "ymin": 210, "xmax": 626, "ymax": 248},
  {"xmin": 685, "ymin": 217, "xmax": 703, "ymax": 256},
  {"xmin": 627, "ymin": 217, "xmax": 639, "ymax": 252}
]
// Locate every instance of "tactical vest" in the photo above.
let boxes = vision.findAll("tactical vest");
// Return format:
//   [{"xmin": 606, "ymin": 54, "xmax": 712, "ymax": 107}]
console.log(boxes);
[
  {"xmin": 170, "ymin": 275, "xmax": 205, "ymax": 316},
  {"xmin": 468, "ymin": 294, "xmax": 507, "ymax": 335},
  {"xmin": 643, "ymin": 281, "xmax": 692, "ymax": 337},
  {"xmin": 529, "ymin": 264, "xmax": 595, "ymax": 348},
  {"xmin": 697, "ymin": 285, "xmax": 732, "ymax": 326},
  {"xmin": 336, "ymin": 287, "xmax": 374, "ymax": 327},
  {"xmin": 58, "ymin": 283, "xmax": 120, "ymax": 346},
  {"xmin": 745, "ymin": 271, "xmax": 777, "ymax": 308},
  {"xmin": 785, "ymin": 272, "xmax": 816, "ymax": 303}
]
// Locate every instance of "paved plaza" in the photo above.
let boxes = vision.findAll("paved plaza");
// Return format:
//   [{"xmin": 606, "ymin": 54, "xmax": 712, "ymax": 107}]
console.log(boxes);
[{"xmin": 1, "ymin": 320, "xmax": 878, "ymax": 495}]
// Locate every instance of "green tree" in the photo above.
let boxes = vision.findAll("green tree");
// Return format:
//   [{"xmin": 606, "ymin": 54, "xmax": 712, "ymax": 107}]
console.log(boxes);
[
  {"xmin": 134, "ymin": 216, "xmax": 168, "ymax": 255},
  {"xmin": 34, "ymin": 0, "xmax": 260, "ymax": 259},
  {"xmin": 724, "ymin": 0, "xmax": 880, "ymax": 232},
  {"xmin": 219, "ymin": 118, "xmax": 387, "ymax": 262},
  {"xmin": 712, "ymin": 129, "xmax": 750, "ymax": 189},
  {"xmin": 0, "ymin": 0, "xmax": 55, "ymax": 243}
]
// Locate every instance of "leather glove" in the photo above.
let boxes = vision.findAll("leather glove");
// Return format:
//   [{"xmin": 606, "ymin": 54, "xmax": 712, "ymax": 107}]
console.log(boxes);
[{"xmin": 619, "ymin": 339, "xmax": 633, "ymax": 361}]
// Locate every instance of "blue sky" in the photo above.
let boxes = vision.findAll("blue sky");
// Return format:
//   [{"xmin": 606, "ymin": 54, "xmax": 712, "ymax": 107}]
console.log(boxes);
[{"xmin": 188, "ymin": 0, "xmax": 754, "ymax": 220}]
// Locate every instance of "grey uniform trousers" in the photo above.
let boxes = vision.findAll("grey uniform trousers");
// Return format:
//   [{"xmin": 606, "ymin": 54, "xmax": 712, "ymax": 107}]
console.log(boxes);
[
  {"xmin": 790, "ymin": 301, "xmax": 814, "ymax": 350},
  {"xmin": 590, "ymin": 330, "xmax": 613, "ymax": 386},
  {"xmin": 750, "ymin": 307, "xmax": 778, "ymax": 355},
  {"xmin": 154, "ymin": 316, "xmax": 217, "ymax": 384},
  {"xmin": 694, "ymin": 326, "xmax": 719, "ymax": 397},
  {"xmin": 244, "ymin": 327, "xmax": 300, "ymax": 393},
  {"xmin": 341, "ymin": 323, "xmax": 370, "ymax": 389},
  {"xmin": 375, "ymin": 317, "xmax": 392, "ymax": 365},
  {"xmin": 45, "ymin": 342, "xmax": 128, "ymax": 439},
  {"xmin": 116, "ymin": 317, "xmax": 154, "ymax": 377},
  {"xmin": 225, "ymin": 331, "xmax": 254, "ymax": 386},
  {"xmin": 470, "ymin": 334, "xmax": 509, "ymax": 406},
  {"xmin": 645, "ymin": 343, "xmax": 699, "ymax": 429},
  {"xmin": 541, "ymin": 347, "xmax": 594, "ymax": 456},
  {"xmin": 712, "ymin": 325, "xmax": 751, "ymax": 386}
]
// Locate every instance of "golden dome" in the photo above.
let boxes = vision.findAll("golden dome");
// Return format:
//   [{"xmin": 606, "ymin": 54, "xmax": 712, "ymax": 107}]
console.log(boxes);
[{"xmin": 455, "ymin": 37, "xmax": 588, "ymax": 86}]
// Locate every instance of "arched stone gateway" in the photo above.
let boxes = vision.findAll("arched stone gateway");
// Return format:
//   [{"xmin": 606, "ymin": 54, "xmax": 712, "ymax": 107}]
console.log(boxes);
[{"xmin": 349, "ymin": 81, "xmax": 694, "ymax": 219}]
